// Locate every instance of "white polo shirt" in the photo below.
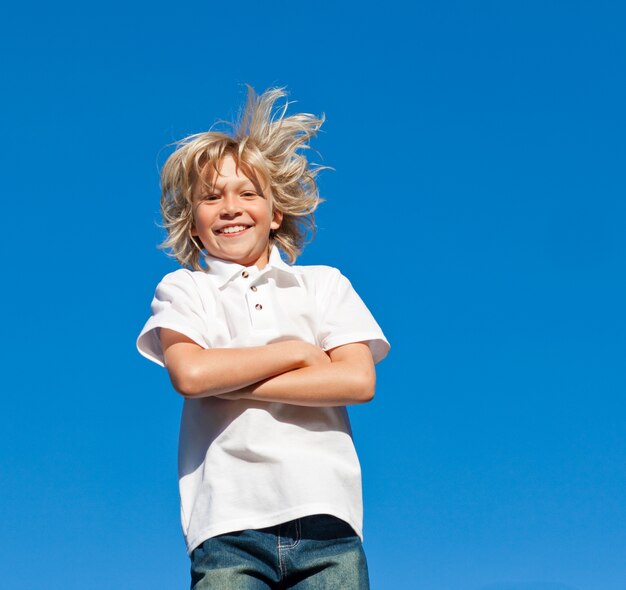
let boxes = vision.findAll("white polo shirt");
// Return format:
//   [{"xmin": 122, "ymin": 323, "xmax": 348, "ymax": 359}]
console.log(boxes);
[{"xmin": 137, "ymin": 247, "xmax": 389, "ymax": 554}]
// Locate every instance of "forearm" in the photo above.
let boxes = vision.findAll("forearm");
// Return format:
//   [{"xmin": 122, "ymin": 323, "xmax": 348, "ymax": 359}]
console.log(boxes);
[
  {"xmin": 217, "ymin": 344, "xmax": 376, "ymax": 407},
  {"xmin": 246, "ymin": 364, "xmax": 374, "ymax": 406},
  {"xmin": 166, "ymin": 340, "xmax": 312, "ymax": 398},
  {"xmin": 162, "ymin": 329, "xmax": 375, "ymax": 404}
]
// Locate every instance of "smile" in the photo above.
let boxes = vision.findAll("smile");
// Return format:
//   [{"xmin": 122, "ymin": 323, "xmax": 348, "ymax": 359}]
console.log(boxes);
[{"xmin": 216, "ymin": 225, "xmax": 251, "ymax": 235}]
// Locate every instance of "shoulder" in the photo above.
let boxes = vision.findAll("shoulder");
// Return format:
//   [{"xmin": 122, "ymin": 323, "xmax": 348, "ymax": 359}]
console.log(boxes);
[
  {"xmin": 289, "ymin": 265, "xmax": 360, "ymax": 311},
  {"xmin": 138, "ymin": 269, "xmax": 213, "ymax": 365},
  {"xmin": 152, "ymin": 268, "xmax": 217, "ymax": 310},
  {"xmin": 155, "ymin": 268, "xmax": 212, "ymax": 293},
  {"xmin": 298, "ymin": 265, "xmax": 390, "ymax": 362},
  {"xmin": 291, "ymin": 263, "xmax": 344, "ymax": 284},
  {"xmin": 288, "ymin": 264, "xmax": 342, "ymax": 296},
  {"xmin": 294, "ymin": 264, "xmax": 357, "ymax": 292},
  {"xmin": 157, "ymin": 268, "xmax": 200, "ymax": 287}
]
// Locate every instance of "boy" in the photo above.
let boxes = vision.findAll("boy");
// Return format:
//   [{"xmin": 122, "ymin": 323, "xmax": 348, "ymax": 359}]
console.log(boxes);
[{"xmin": 137, "ymin": 87, "xmax": 389, "ymax": 589}]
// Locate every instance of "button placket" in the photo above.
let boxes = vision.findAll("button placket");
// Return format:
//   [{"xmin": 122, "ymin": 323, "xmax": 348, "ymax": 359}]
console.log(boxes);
[
  {"xmin": 251, "ymin": 281, "xmax": 263, "ymax": 311},
  {"xmin": 246, "ymin": 278, "xmax": 272, "ymax": 329}
]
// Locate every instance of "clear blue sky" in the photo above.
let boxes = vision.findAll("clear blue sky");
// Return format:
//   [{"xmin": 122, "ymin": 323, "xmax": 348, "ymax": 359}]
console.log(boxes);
[{"xmin": 1, "ymin": 2, "xmax": 625, "ymax": 589}]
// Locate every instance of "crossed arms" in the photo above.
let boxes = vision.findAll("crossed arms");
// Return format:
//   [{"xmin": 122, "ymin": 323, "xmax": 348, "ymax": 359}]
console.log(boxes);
[{"xmin": 159, "ymin": 328, "xmax": 376, "ymax": 407}]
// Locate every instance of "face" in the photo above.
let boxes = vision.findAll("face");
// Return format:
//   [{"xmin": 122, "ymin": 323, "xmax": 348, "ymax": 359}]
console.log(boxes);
[{"xmin": 191, "ymin": 155, "xmax": 283, "ymax": 269}]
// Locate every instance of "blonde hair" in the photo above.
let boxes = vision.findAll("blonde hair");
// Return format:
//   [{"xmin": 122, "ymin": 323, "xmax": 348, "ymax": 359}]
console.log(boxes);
[{"xmin": 158, "ymin": 86, "xmax": 326, "ymax": 270}]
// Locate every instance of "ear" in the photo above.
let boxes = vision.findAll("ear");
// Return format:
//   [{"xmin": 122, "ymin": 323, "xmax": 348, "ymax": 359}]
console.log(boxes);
[{"xmin": 270, "ymin": 209, "xmax": 283, "ymax": 231}]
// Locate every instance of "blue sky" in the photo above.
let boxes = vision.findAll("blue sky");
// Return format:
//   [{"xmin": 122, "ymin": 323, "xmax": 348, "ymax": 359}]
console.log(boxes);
[{"xmin": 1, "ymin": 1, "xmax": 625, "ymax": 589}]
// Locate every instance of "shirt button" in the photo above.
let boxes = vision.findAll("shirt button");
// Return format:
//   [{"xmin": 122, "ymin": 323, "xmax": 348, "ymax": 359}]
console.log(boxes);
[
  {"xmin": 250, "ymin": 285, "xmax": 257, "ymax": 292},
  {"xmin": 255, "ymin": 304, "xmax": 263, "ymax": 310},
  {"xmin": 242, "ymin": 271, "xmax": 249, "ymax": 278}
]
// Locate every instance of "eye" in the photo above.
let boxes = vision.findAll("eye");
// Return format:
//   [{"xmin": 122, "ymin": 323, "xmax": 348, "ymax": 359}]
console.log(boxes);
[
  {"xmin": 201, "ymin": 194, "xmax": 220, "ymax": 201},
  {"xmin": 242, "ymin": 190, "xmax": 259, "ymax": 198}
]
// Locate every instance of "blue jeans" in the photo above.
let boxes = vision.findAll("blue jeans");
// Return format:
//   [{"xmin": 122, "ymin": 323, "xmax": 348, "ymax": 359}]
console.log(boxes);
[{"xmin": 190, "ymin": 514, "xmax": 370, "ymax": 589}]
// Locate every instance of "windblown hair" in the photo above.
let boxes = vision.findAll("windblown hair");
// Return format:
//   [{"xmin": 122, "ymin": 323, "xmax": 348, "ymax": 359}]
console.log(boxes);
[{"xmin": 158, "ymin": 86, "xmax": 326, "ymax": 270}]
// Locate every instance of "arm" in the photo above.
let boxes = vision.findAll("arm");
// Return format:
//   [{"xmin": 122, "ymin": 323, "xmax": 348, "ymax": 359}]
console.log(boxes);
[
  {"xmin": 160, "ymin": 327, "xmax": 331, "ymax": 398},
  {"xmin": 215, "ymin": 342, "xmax": 376, "ymax": 407}
]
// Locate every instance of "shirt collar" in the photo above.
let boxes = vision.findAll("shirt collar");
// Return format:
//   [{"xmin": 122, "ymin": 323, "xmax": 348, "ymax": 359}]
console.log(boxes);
[{"xmin": 202, "ymin": 246, "xmax": 302, "ymax": 288}]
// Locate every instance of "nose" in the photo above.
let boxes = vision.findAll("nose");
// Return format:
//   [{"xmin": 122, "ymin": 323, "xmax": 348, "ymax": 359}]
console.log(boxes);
[{"xmin": 220, "ymin": 194, "xmax": 242, "ymax": 217}]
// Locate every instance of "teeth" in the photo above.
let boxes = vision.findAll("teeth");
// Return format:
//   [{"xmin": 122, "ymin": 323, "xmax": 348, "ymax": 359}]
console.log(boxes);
[{"xmin": 220, "ymin": 225, "xmax": 248, "ymax": 234}]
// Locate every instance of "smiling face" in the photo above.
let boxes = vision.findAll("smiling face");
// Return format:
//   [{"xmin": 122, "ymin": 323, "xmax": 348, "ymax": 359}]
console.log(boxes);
[{"xmin": 191, "ymin": 154, "xmax": 283, "ymax": 269}]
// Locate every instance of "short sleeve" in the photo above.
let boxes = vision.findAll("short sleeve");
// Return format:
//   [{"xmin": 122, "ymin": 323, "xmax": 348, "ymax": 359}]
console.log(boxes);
[
  {"xmin": 317, "ymin": 268, "xmax": 390, "ymax": 364},
  {"xmin": 136, "ymin": 270, "xmax": 210, "ymax": 367}
]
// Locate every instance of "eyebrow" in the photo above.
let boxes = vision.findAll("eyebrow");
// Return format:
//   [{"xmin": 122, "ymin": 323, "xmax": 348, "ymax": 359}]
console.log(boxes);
[{"xmin": 197, "ymin": 177, "xmax": 264, "ymax": 195}]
